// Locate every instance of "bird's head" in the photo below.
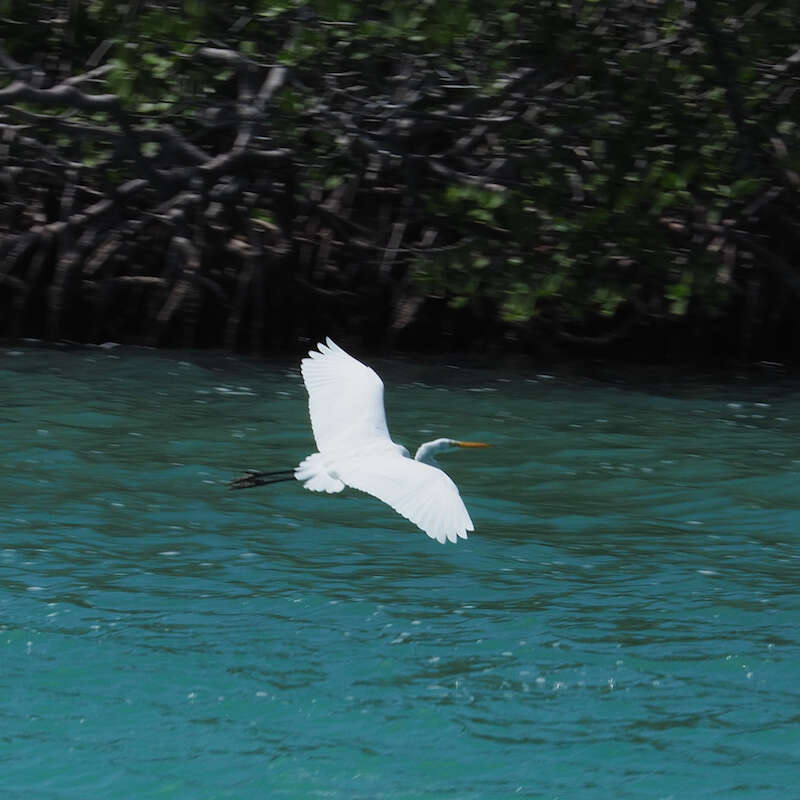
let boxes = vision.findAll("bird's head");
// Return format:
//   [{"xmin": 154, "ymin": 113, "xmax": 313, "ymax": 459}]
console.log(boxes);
[{"xmin": 414, "ymin": 438, "xmax": 490, "ymax": 466}]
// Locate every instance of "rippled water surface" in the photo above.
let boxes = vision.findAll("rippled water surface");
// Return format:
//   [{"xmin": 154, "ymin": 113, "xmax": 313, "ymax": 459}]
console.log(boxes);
[{"xmin": 2, "ymin": 345, "xmax": 799, "ymax": 799}]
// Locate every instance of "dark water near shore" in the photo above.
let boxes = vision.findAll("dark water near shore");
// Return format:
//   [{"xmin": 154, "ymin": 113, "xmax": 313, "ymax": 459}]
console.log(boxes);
[{"xmin": 2, "ymin": 345, "xmax": 798, "ymax": 799}]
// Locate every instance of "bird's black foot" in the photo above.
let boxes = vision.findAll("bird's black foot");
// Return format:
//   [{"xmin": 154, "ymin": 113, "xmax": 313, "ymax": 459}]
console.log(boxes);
[{"xmin": 229, "ymin": 469, "xmax": 295, "ymax": 490}]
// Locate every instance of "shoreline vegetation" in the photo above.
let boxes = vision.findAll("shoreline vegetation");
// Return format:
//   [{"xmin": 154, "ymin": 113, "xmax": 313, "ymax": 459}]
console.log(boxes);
[{"xmin": 1, "ymin": 2, "xmax": 799, "ymax": 364}]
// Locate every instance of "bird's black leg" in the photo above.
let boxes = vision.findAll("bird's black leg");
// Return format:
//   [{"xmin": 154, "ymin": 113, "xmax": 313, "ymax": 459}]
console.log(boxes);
[{"xmin": 229, "ymin": 469, "xmax": 296, "ymax": 490}]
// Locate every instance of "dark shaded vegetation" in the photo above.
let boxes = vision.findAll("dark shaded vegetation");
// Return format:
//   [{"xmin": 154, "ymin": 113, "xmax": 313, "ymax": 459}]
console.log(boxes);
[{"xmin": 1, "ymin": 1, "xmax": 799, "ymax": 361}]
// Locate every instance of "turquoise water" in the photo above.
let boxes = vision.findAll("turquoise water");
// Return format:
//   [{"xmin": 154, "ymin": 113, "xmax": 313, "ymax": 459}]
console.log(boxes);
[{"xmin": 2, "ymin": 345, "xmax": 799, "ymax": 799}]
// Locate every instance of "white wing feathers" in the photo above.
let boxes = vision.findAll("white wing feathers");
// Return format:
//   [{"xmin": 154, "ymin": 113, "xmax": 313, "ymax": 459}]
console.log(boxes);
[
  {"xmin": 301, "ymin": 337, "xmax": 391, "ymax": 453},
  {"xmin": 335, "ymin": 455, "xmax": 474, "ymax": 544},
  {"xmin": 299, "ymin": 338, "xmax": 474, "ymax": 544}
]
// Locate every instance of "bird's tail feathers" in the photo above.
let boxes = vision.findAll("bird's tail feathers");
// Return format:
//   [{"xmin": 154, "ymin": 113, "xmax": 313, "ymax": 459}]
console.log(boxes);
[{"xmin": 295, "ymin": 453, "xmax": 345, "ymax": 494}]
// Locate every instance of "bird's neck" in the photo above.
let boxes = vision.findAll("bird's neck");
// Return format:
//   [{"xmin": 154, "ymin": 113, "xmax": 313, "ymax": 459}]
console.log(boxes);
[{"xmin": 414, "ymin": 439, "xmax": 448, "ymax": 466}]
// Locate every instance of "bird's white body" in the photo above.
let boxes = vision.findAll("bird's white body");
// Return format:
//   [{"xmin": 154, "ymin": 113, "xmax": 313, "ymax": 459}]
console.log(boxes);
[{"xmin": 295, "ymin": 338, "xmax": 484, "ymax": 543}]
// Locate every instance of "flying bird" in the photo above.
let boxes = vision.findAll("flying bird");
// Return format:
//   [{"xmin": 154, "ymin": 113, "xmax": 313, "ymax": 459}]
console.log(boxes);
[{"xmin": 230, "ymin": 338, "xmax": 488, "ymax": 543}]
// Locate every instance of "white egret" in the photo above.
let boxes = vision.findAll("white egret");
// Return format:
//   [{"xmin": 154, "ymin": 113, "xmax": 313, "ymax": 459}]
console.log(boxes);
[{"xmin": 230, "ymin": 337, "xmax": 488, "ymax": 543}]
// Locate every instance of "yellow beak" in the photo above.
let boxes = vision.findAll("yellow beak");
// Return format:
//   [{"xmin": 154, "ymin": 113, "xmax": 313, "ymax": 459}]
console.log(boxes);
[{"xmin": 455, "ymin": 441, "xmax": 490, "ymax": 448}]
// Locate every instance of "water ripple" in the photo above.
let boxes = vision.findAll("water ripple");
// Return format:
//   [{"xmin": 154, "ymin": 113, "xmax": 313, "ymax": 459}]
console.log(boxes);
[{"xmin": 1, "ymin": 346, "xmax": 799, "ymax": 798}]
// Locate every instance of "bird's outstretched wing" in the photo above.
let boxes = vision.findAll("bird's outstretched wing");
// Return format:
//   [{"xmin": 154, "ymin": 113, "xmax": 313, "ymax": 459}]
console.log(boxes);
[
  {"xmin": 301, "ymin": 338, "xmax": 392, "ymax": 453},
  {"xmin": 335, "ymin": 454, "xmax": 474, "ymax": 544}
]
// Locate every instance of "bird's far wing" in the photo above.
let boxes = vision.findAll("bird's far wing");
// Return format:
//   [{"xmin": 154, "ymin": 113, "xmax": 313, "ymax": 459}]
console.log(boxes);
[
  {"xmin": 335, "ymin": 454, "xmax": 474, "ymax": 544},
  {"xmin": 301, "ymin": 338, "xmax": 392, "ymax": 453}
]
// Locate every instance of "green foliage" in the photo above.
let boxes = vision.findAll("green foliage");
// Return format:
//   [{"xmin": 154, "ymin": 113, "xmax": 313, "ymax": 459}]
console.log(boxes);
[{"xmin": 2, "ymin": 0, "xmax": 800, "ymax": 354}]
